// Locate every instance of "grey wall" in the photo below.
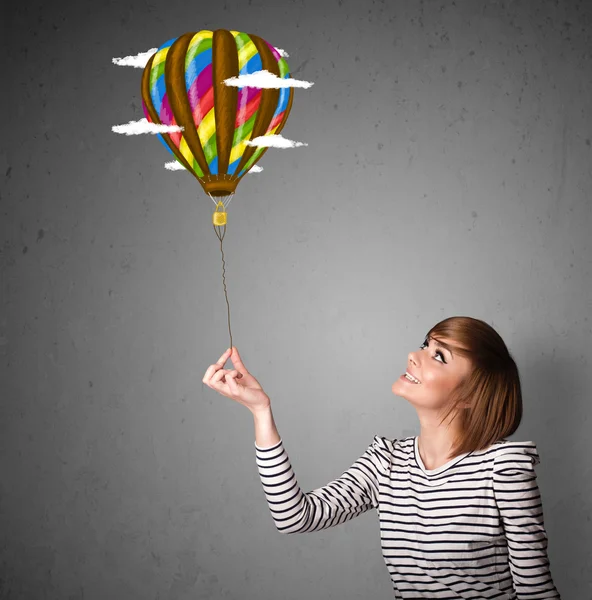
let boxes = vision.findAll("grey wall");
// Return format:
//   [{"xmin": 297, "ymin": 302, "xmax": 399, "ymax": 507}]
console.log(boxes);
[{"xmin": 2, "ymin": 0, "xmax": 591, "ymax": 598}]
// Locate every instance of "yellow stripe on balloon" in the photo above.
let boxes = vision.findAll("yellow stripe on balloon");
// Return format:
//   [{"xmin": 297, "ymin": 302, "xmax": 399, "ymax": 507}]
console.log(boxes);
[
  {"xmin": 153, "ymin": 48, "xmax": 168, "ymax": 67},
  {"xmin": 198, "ymin": 108, "xmax": 216, "ymax": 146},
  {"xmin": 190, "ymin": 30, "xmax": 212, "ymax": 46},
  {"xmin": 237, "ymin": 40, "xmax": 257, "ymax": 68},
  {"xmin": 187, "ymin": 30, "xmax": 212, "ymax": 59},
  {"xmin": 179, "ymin": 136, "xmax": 196, "ymax": 167},
  {"xmin": 150, "ymin": 49, "xmax": 168, "ymax": 89},
  {"xmin": 229, "ymin": 140, "xmax": 249, "ymax": 165}
]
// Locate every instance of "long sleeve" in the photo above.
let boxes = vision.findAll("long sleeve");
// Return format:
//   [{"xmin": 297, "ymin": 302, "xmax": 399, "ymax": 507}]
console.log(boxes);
[
  {"xmin": 254, "ymin": 435, "xmax": 393, "ymax": 534},
  {"xmin": 493, "ymin": 443, "xmax": 561, "ymax": 599}
]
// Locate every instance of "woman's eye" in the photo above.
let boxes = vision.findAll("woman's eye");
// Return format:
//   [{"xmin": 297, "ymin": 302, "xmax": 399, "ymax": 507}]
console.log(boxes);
[{"xmin": 420, "ymin": 340, "xmax": 446, "ymax": 363}]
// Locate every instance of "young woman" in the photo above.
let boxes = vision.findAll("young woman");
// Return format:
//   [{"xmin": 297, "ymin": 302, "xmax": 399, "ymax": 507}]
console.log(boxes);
[{"xmin": 202, "ymin": 316, "xmax": 561, "ymax": 599}]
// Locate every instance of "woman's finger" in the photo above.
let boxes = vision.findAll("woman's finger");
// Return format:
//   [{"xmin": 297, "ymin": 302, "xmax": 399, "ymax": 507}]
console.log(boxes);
[
  {"xmin": 204, "ymin": 369, "xmax": 225, "ymax": 389},
  {"xmin": 203, "ymin": 359, "xmax": 242, "ymax": 388},
  {"xmin": 226, "ymin": 370, "xmax": 240, "ymax": 394},
  {"xmin": 223, "ymin": 370, "xmax": 241, "ymax": 384},
  {"xmin": 210, "ymin": 368, "xmax": 229, "ymax": 385},
  {"xmin": 203, "ymin": 354, "xmax": 230, "ymax": 383},
  {"xmin": 217, "ymin": 348, "xmax": 232, "ymax": 364}
]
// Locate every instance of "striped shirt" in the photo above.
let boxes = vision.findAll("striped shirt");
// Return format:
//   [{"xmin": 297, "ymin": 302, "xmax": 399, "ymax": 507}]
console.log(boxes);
[{"xmin": 254, "ymin": 435, "xmax": 560, "ymax": 599}]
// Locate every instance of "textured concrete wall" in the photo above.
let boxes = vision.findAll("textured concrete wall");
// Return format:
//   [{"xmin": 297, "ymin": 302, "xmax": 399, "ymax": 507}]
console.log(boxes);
[{"xmin": 2, "ymin": 0, "xmax": 591, "ymax": 598}]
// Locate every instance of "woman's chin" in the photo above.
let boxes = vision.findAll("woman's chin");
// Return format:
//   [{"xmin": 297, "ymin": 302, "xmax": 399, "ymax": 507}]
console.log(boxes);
[{"xmin": 392, "ymin": 382, "xmax": 409, "ymax": 400}]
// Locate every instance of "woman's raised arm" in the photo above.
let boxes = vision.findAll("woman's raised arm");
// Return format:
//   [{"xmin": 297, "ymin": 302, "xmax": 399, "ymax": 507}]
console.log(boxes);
[{"xmin": 253, "ymin": 405, "xmax": 392, "ymax": 534}]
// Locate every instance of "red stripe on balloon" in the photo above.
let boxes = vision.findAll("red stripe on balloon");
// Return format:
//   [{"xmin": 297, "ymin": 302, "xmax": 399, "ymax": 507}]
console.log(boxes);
[
  {"xmin": 266, "ymin": 111, "xmax": 284, "ymax": 132},
  {"xmin": 159, "ymin": 97, "xmax": 182, "ymax": 147},
  {"xmin": 187, "ymin": 64, "xmax": 213, "ymax": 123},
  {"xmin": 235, "ymin": 93, "xmax": 261, "ymax": 128},
  {"xmin": 169, "ymin": 122, "xmax": 182, "ymax": 147},
  {"xmin": 236, "ymin": 85, "xmax": 261, "ymax": 107},
  {"xmin": 192, "ymin": 87, "xmax": 214, "ymax": 125},
  {"xmin": 159, "ymin": 94, "xmax": 174, "ymax": 124}
]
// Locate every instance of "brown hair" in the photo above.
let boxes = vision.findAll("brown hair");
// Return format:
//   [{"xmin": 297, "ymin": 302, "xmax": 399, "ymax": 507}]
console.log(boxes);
[{"xmin": 426, "ymin": 316, "xmax": 523, "ymax": 457}]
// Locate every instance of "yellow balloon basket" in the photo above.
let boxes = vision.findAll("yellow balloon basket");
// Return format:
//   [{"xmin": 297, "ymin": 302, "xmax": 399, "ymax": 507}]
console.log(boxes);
[{"xmin": 212, "ymin": 200, "xmax": 227, "ymax": 226}]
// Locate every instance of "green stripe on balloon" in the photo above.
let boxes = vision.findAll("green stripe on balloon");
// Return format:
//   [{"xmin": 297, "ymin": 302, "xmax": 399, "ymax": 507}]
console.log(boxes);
[
  {"xmin": 191, "ymin": 35, "xmax": 212, "ymax": 54},
  {"xmin": 233, "ymin": 112, "xmax": 256, "ymax": 147},
  {"xmin": 149, "ymin": 62, "xmax": 159, "ymax": 90},
  {"xmin": 241, "ymin": 146, "xmax": 265, "ymax": 174},
  {"xmin": 203, "ymin": 132, "xmax": 217, "ymax": 165},
  {"xmin": 154, "ymin": 59, "xmax": 166, "ymax": 82},
  {"xmin": 192, "ymin": 157, "xmax": 204, "ymax": 176},
  {"xmin": 278, "ymin": 57, "xmax": 289, "ymax": 77},
  {"xmin": 234, "ymin": 32, "xmax": 251, "ymax": 52},
  {"xmin": 186, "ymin": 36, "xmax": 212, "ymax": 65}
]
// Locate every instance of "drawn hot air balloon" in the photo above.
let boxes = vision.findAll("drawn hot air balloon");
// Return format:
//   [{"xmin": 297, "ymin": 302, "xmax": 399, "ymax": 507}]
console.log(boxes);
[
  {"xmin": 141, "ymin": 29, "xmax": 294, "ymax": 224},
  {"xmin": 140, "ymin": 29, "xmax": 296, "ymax": 351}
]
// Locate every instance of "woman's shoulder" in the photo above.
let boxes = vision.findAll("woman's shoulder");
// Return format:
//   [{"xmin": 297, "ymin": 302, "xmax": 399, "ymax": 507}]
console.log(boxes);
[
  {"xmin": 370, "ymin": 434, "xmax": 415, "ymax": 456},
  {"xmin": 479, "ymin": 438, "xmax": 541, "ymax": 469}
]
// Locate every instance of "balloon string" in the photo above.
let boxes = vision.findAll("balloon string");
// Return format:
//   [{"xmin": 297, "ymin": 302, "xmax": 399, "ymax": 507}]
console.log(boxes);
[{"xmin": 213, "ymin": 223, "xmax": 233, "ymax": 352}]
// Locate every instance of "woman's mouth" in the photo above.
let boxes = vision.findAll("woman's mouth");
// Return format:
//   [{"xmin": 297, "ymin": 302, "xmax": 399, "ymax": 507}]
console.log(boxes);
[{"xmin": 400, "ymin": 372, "xmax": 420, "ymax": 384}]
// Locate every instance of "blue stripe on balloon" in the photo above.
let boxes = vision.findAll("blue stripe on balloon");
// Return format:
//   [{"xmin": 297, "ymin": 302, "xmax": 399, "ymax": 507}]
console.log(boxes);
[
  {"xmin": 278, "ymin": 87, "xmax": 288, "ymax": 107},
  {"xmin": 185, "ymin": 48, "xmax": 212, "ymax": 91},
  {"xmin": 152, "ymin": 74, "xmax": 167, "ymax": 115},
  {"xmin": 270, "ymin": 87, "xmax": 288, "ymax": 119},
  {"xmin": 242, "ymin": 52, "xmax": 262, "ymax": 75},
  {"xmin": 151, "ymin": 38, "xmax": 176, "ymax": 113},
  {"xmin": 158, "ymin": 38, "xmax": 177, "ymax": 51},
  {"xmin": 208, "ymin": 156, "xmax": 218, "ymax": 175},
  {"xmin": 227, "ymin": 157, "xmax": 242, "ymax": 176}
]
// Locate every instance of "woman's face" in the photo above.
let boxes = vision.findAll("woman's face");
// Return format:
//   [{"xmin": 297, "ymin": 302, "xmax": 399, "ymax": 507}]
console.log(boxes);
[{"xmin": 392, "ymin": 335, "xmax": 473, "ymax": 412}]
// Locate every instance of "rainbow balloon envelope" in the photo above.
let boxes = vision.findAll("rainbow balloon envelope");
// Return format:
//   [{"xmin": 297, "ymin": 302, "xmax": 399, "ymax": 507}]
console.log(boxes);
[{"xmin": 141, "ymin": 29, "xmax": 294, "ymax": 199}]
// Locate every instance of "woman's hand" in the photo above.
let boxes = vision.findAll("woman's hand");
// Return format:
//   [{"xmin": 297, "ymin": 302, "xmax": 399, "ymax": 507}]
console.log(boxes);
[{"xmin": 202, "ymin": 347, "xmax": 271, "ymax": 413}]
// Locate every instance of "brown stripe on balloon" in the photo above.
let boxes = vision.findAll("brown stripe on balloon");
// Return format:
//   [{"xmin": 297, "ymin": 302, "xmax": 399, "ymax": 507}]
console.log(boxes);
[
  {"xmin": 233, "ymin": 33, "xmax": 281, "ymax": 177},
  {"xmin": 166, "ymin": 32, "xmax": 210, "ymax": 179},
  {"xmin": 212, "ymin": 29, "xmax": 239, "ymax": 175},
  {"xmin": 141, "ymin": 52, "xmax": 195, "ymax": 177}
]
